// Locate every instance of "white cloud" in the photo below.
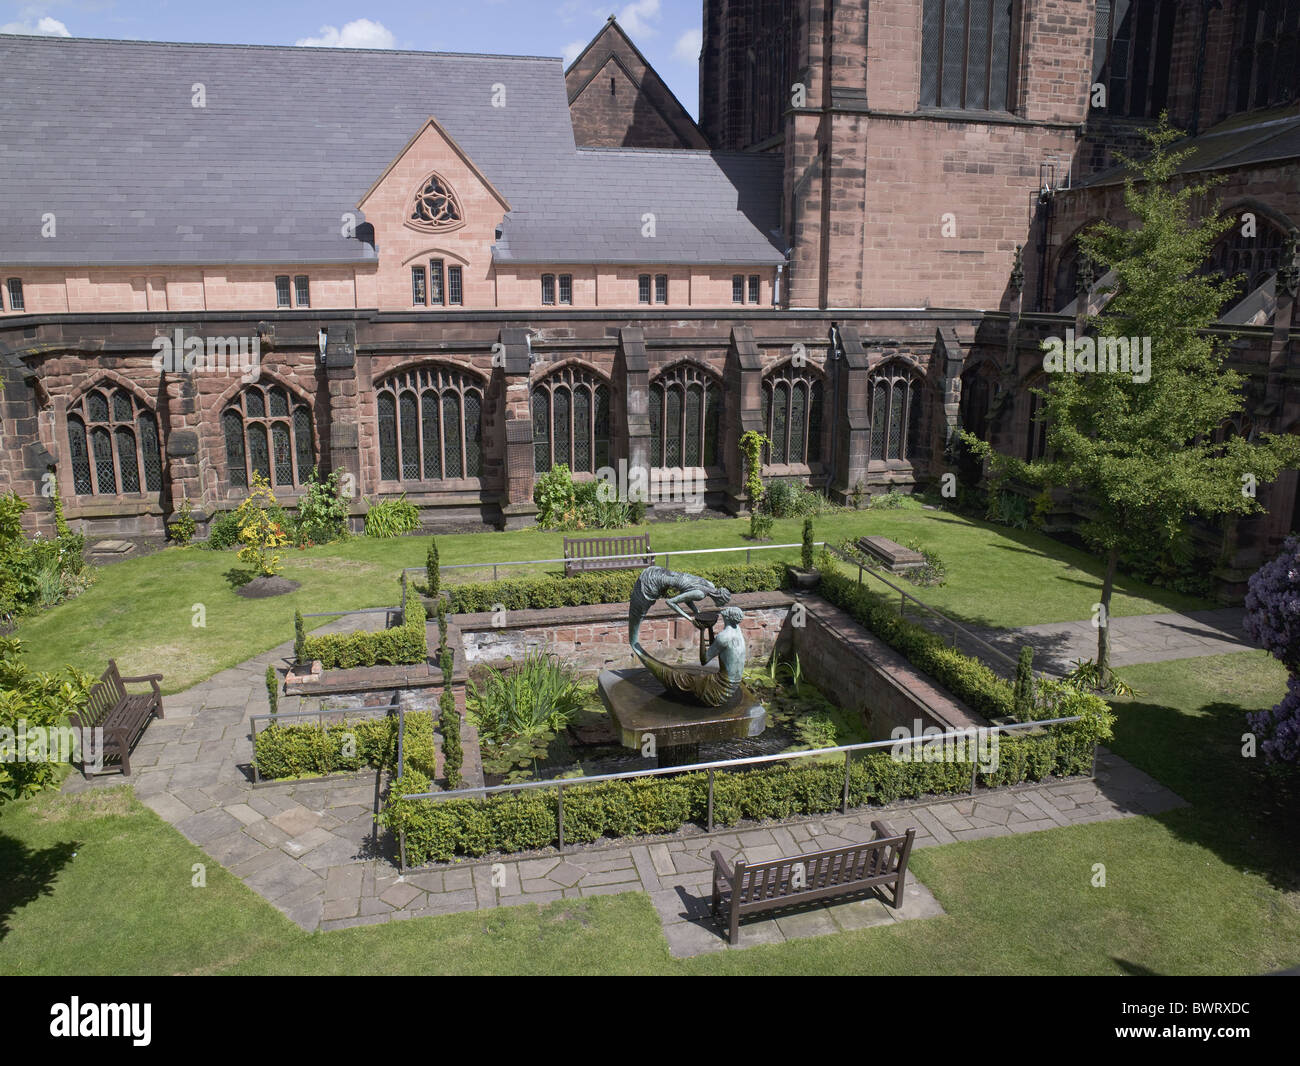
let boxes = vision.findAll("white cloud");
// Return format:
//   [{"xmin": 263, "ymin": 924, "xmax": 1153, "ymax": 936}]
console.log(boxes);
[
  {"xmin": 562, "ymin": 39, "xmax": 586, "ymax": 67},
  {"xmin": 1, "ymin": 16, "xmax": 71, "ymax": 36},
  {"xmin": 295, "ymin": 18, "xmax": 395, "ymax": 50},
  {"xmin": 672, "ymin": 28, "xmax": 702, "ymax": 64},
  {"xmin": 618, "ymin": 0, "xmax": 661, "ymax": 38}
]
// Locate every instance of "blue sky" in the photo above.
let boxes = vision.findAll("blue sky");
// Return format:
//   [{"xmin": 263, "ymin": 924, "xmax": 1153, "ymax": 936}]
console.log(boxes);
[{"xmin": 0, "ymin": 0, "xmax": 707, "ymax": 115}]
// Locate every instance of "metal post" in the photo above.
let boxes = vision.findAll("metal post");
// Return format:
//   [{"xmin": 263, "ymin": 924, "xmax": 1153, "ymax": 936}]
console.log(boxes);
[
  {"xmin": 858, "ymin": 563, "xmax": 863, "ymax": 586},
  {"xmin": 707, "ymin": 768, "xmax": 715, "ymax": 831},
  {"xmin": 399, "ymin": 829, "xmax": 407, "ymax": 873},
  {"xmin": 842, "ymin": 751, "xmax": 852, "ymax": 813},
  {"xmin": 493, "ymin": 563, "xmax": 498, "ymax": 582},
  {"xmin": 557, "ymin": 784, "xmax": 565, "ymax": 853},
  {"xmin": 970, "ymin": 758, "xmax": 978, "ymax": 795},
  {"xmin": 746, "ymin": 548, "xmax": 751, "ymax": 564}
]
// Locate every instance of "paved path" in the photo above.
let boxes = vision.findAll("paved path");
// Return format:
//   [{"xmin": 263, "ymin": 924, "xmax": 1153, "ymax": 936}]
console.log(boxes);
[
  {"xmin": 65, "ymin": 623, "xmax": 1185, "ymax": 955},
  {"xmin": 916, "ymin": 608, "xmax": 1252, "ymax": 678}
]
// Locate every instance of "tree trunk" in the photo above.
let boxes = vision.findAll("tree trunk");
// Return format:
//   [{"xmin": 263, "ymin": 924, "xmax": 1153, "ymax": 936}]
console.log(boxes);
[{"xmin": 1097, "ymin": 546, "xmax": 1119, "ymax": 686}]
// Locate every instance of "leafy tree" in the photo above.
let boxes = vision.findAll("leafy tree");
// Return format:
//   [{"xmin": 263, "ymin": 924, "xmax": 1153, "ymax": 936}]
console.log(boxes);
[{"xmin": 965, "ymin": 117, "xmax": 1300, "ymax": 686}]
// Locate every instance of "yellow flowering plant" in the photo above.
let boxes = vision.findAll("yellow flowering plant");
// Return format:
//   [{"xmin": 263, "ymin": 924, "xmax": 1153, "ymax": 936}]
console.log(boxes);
[{"xmin": 235, "ymin": 473, "xmax": 290, "ymax": 576}]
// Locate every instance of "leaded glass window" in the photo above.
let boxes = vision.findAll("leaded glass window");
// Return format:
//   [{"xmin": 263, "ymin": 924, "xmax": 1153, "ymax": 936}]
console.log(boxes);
[
  {"xmin": 222, "ymin": 382, "xmax": 314, "ymax": 489},
  {"xmin": 448, "ymin": 265, "xmax": 463, "ymax": 306},
  {"xmin": 410, "ymin": 172, "xmax": 464, "ymax": 230},
  {"xmin": 532, "ymin": 365, "xmax": 610, "ymax": 474},
  {"xmin": 762, "ymin": 364, "xmax": 826, "ymax": 468},
  {"xmin": 375, "ymin": 365, "xmax": 485, "ymax": 482},
  {"xmin": 869, "ymin": 363, "xmax": 923, "ymax": 464},
  {"xmin": 64, "ymin": 385, "xmax": 164, "ymax": 496},
  {"xmin": 650, "ymin": 363, "xmax": 723, "ymax": 470},
  {"xmin": 920, "ymin": 0, "xmax": 1014, "ymax": 111}
]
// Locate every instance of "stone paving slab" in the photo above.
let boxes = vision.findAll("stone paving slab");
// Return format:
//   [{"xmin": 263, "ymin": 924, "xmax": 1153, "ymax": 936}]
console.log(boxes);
[{"xmin": 60, "ymin": 614, "xmax": 1193, "ymax": 952}]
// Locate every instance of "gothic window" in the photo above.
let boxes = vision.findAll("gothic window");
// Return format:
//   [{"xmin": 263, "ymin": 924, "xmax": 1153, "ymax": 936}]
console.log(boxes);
[
  {"xmin": 1232, "ymin": 0, "xmax": 1300, "ymax": 112},
  {"xmin": 1092, "ymin": 0, "xmax": 1178, "ymax": 118},
  {"xmin": 869, "ymin": 364, "xmax": 923, "ymax": 463},
  {"xmin": 1025, "ymin": 375, "xmax": 1050, "ymax": 461},
  {"xmin": 650, "ymin": 364, "xmax": 722, "ymax": 469},
  {"xmin": 761, "ymin": 364, "xmax": 825, "ymax": 466},
  {"xmin": 409, "ymin": 172, "xmax": 464, "ymax": 230},
  {"xmin": 532, "ymin": 365, "xmax": 610, "ymax": 474},
  {"xmin": 1206, "ymin": 215, "xmax": 1288, "ymax": 312},
  {"xmin": 921, "ymin": 0, "xmax": 1014, "ymax": 111},
  {"xmin": 65, "ymin": 385, "xmax": 163, "ymax": 496},
  {"xmin": 376, "ymin": 365, "xmax": 484, "ymax": 482},
  {"xmin": 222, "ymin": 383, "xmax": 314, "ymax": 489},
  {"xmin": 960, "ymin": 362, "xmax": 999, "ymax": 442},
  {"xmin": 638, "ymin": 274, "xmax": 651, "ymax": 304}
]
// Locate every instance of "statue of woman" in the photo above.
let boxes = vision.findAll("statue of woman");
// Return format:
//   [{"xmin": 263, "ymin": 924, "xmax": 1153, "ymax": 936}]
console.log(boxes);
[{"xmin": 627, "ymin": 565, "xmax": 731, "ymax": 655}]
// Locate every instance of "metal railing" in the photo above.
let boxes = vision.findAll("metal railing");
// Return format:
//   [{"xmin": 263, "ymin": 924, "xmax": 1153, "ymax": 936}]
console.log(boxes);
[
  {"xmin": 402, "ymin": 540, "xmax": 819, "ymax": 584},
  {"xmin": 822, "ymin": 543, "xmax": 1050, "ymax": 681},
  {"xmin": 249, "ymin": 699, "xmax": 398, "ymax": 785},
  {"xmin": 394, "ymin": 714, "xmax": 1084, "ymax": 870}
]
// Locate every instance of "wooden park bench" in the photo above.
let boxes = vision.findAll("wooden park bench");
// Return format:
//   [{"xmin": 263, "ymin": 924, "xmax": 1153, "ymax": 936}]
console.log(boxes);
[
  {"xmin": 67, "ymin": 660, "xmax": 164, "ymax": 776},
  {"xmin": 563, "ymin": 533, "xmax": 653, "ymax": 577},
  {"xmin": 710, "ymin": 819, "xmax": 916, "ymax": 944}
]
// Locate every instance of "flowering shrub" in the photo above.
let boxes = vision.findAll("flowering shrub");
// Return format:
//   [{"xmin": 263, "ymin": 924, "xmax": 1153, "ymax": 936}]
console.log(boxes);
[
  {"xmin": 235, "ymin": 474, "xmax": 290, "ymax": 576},
  {"xmin": 1244, "ymin": 536, "xmax": 1300, "ymax": 764}
]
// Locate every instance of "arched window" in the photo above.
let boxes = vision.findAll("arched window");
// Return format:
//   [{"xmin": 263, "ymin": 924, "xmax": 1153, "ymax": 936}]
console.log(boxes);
[
  {"xmin": 869, "ymin": 363, "xmax": 923, "ymax": 464},
  {"xmin": 376, "ymin": 365, "xmax": 484, "ymax": 482},
  {"xmin": 760, "ymin": 364, "xmax": 824, "ymax": 466},
  {"xmin": 1206, "ymin": 215, "xmax": 1288, "ymax": 313},
  {"xmin": 532, "ymin": 365, "xmax": 610, "ymax": 474},
  {"xmin": 1024, "ymin": 375, "xmax": 1050, "ymax": 462},
  {"xmin": 650, "ymin": 364, "xmax": 722, "ymax": 468},
  {"xmin": 66, "ymin": 385, "xmax": 163, "ymax": 496},
  {"xmin": 1091, "ymin": 0, "xmax": 1178, "ymax": 118},
  {"xmin": 222, "ymin": 383, "xmax": 314, "ymax": 489},
  {"xmin": 960, "ymin": 362, "xmax": 1000, "ymax": 443}
]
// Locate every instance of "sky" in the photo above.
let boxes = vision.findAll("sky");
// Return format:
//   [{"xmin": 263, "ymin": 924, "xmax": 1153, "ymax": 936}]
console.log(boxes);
[{"xmin": 0, "ymin": 0, "xmax": 707, "ymax": 116}]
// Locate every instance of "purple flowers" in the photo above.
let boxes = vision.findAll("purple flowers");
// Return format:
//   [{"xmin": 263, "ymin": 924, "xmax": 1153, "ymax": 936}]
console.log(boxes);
[{"xmin": 1244, "ymin": 536, "xmax": 1300, "ymax": 763}]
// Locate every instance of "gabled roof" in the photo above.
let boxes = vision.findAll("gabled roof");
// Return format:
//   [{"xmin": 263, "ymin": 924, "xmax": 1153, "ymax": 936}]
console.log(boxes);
[{"xmin": 0, "ymin": 34, "xmax": 782, "ymax": 268}]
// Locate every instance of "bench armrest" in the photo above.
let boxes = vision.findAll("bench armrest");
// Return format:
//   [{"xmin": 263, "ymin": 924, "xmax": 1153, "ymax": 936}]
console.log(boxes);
[
  {"xmin": 871, "ymin": 818, "xmax": 899, "ymax": 840},
  {"xmin": 710, "ymin": 849, "xmax": 733, "ymax": 886},
  {"xmin": 118, "ymin": 673, "xmax": 164, "ymax": 683}
]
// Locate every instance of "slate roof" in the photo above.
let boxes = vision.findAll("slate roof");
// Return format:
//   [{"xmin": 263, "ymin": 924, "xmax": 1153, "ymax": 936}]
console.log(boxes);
[
  {"xmin": 1078, "ymin": 105, "xmax": 1300, "ymax": 188},
  {"xmin": 0, "ymin": 34, "xmax": 785, "ymax": 268}
]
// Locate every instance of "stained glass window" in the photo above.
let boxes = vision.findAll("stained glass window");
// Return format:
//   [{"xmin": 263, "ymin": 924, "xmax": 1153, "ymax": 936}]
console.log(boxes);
[
  {"xmin": 763, "ymin": 364, "xmax": 826, "ymax": 468},
  {"xmin": 651, "ymin": 364, "xmax": 722, "ymax": 470},
  {"xmin": 222, "ymin": 383, "xmax": 313, "ymax": 489},
  {"xmin": 375, "ymin": 366, "xmax": 486, "ymax": 482},
  {"xmin": 532, "ymin": 365, "xmax": 608, "ymax": 474},
  {"xmin": 869, "ymin": 363, "xmax": 923, "ymax": 464},
  {"xmin": 65, "ymin": 386, "xmax": 164, "ymax": 496}
]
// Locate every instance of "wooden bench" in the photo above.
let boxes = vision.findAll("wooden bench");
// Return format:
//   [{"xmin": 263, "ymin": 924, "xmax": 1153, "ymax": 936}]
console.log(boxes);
[
  {"xmin": 67, "ymin": 660, "xmax": 164, "ymax": 776},
  {"xmin": 711, "ymin": 819, "xmax": 915, "ymax": 944},
  {"xmin": 562, "ymin": 533, "xmax": 654, "ymax": 577}
]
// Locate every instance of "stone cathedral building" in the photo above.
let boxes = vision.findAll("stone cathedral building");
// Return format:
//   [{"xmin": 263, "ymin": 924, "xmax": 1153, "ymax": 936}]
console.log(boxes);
[{"xmin": 2, "ymin": 4, "xmax": 1298, "ymax": 596}]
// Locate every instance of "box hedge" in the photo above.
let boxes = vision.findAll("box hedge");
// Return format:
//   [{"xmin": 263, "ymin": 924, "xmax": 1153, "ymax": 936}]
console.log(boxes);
[
  {"xmin": 382, "ymin": 681, "xmax": 1112, "ymax": 864},
  {"xmin": 255, "ymin": 709, "xmax": 437, "ymax": 782},
  {"xmin": 298, "ymin": 600, "xmax": 428, "ymax": 670}
]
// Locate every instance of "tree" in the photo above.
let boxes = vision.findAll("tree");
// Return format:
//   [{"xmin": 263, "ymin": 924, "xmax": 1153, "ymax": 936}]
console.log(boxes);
[
  {"xmin": 965, "ymin": 116, "xmax": 1300, "ymax": 687},
  {"xmin": 1243, "ymin": 536, "xmax": 1300, "ymax": 764}
]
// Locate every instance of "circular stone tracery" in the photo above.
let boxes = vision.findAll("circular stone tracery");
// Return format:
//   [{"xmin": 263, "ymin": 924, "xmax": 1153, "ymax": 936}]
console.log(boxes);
[{"xmin": 409, "ymin": 173, "xmax": 463, "ymax": 229}]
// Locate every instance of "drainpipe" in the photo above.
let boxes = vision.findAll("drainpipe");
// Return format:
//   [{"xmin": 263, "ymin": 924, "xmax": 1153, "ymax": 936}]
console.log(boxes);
[{"xmin": 827, "ymin": 321, "xmax": 842, "ymax": 496}]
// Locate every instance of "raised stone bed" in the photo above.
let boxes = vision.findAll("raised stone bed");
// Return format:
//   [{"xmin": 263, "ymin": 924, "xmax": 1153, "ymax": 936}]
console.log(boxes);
[{"xmin": 857, "ymin": 536, "xmax": 925, "ymax": 573}]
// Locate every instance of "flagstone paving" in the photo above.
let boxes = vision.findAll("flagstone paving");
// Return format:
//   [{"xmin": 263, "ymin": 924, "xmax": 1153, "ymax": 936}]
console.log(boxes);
[{"xmin": 62, "ymin": 611, "xmax": 1192, "ymax": 955}]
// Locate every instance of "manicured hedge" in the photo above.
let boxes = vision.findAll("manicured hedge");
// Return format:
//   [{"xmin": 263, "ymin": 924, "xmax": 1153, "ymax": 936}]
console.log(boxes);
[
  {"xmin": 298, "ymin": 601, "xmax": 428, "ymax": 670},
  {"xmin": 255, "ymin": 710, "xmax": 437, "ymax": 782},
  {"xmin": 818, "ymin": 570, "xmax": 1017, "ymax": 720},
  {"xmin": 443, "ymin": 562, "xmax": 788, "ymax": 614},
  {"xmin": 382, "ymin": 682, "xmax": 1112, "ymax": 864}
]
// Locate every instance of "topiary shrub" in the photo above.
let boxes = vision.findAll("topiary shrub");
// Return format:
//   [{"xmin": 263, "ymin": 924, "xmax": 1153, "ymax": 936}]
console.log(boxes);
[
  {"xmin": 1013, "ymin": 645, "xmax": 1035, "ymax": 720},
  {"xmin": 426, "ymin": 536, "xmax": 440, "ymax": 597},
  {"xmin": 298, "ymin": 601, "xmax": 427, "ymax": 669}
]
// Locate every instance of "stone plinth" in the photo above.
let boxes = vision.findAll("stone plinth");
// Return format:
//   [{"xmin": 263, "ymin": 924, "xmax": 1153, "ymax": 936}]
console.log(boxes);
[{"xmin": 597, "ymin": 667, "xmax": 765, "ymax": 767}]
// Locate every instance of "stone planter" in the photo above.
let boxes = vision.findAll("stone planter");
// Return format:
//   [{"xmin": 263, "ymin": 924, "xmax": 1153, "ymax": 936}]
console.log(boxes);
[{"xmin": 787, "ymin": 565, "xmax": 821, "ymax": 590}]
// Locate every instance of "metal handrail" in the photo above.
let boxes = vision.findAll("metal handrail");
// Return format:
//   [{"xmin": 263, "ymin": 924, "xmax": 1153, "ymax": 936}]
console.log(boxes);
[
  {"xmin": 401, "ymin": 541, "xmax": 820, "ymax": 583},
  {"xmin": 823, "ymin": 542, "xmax": 1045, "ymax": 679},
  {"xmin": 395, "ymin": 714, "xmax": 1085, "ymax": 867}
]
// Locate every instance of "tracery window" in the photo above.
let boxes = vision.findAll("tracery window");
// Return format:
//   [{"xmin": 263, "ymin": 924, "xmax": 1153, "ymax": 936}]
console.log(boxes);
[
  {"xmin": 409, "ymin": 172, "xmax": 464, "ymax": 230},
  {"xmin": 1232, "ymin": 0, "xmax": 1300, "ymax": 112},
  {"xmin": 649, "ymin": 364, "xmax": 722, "ymax": 468},
  {"xmin": 760, "ymin": 364, "xmax": 824, "ymax": 466},
  {"xmin": 920, "ymin": 0, "xmax": 1014, "ymax": 111},
  {"xmin": 1206, "ymin": 215, "xmax": 1288, "ymax": 312},
  {"xmin": 66, "ymin": 386, "xmax": 163, "ymax": 496},
  {"xmin": 1025, "ymin": 375, "xmax": 1049, "ymax": 462},
  {"xmin": 376, "ymin": 365, "xmax": 483, "ymax": 481},
  {"xmin": 869, "ymin": 363, "xmax": 923, "ymax": 463},
  {"xmin": 532, "ymin": 365, "xmax": 610, "ymax": 474},
  {"xmin": 222, "ymin": 383, "xmax": 314, "ymax": 489},
  {"xmin": 1092, "ymin": 0, "xmax": 1178, "ymax": 118}
]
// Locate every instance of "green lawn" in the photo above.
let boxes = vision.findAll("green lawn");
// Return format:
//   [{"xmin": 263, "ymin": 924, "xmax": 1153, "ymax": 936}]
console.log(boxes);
[
  {"xmin": 3, "ymin": 650, "xmax": 1295, "ymax": 975},
  {"xmin": 16, "ymin": 507, "xmax": 1208, "ymax": 694}
]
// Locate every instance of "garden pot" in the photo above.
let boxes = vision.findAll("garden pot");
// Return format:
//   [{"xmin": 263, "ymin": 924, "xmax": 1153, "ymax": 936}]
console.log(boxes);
[{"xmin": 787, "ymin": 566, "xmax": 821, "ymax": 590}]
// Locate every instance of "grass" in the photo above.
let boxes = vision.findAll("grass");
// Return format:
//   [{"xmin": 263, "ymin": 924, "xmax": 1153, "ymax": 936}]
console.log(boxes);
[
  {"xmin": 2, "ymin": 650, "xmax": 1295, "ymax": 975},
  {"xmin": 16, "ymin": 507, "xmax": 1209, "ymax": 694}
]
